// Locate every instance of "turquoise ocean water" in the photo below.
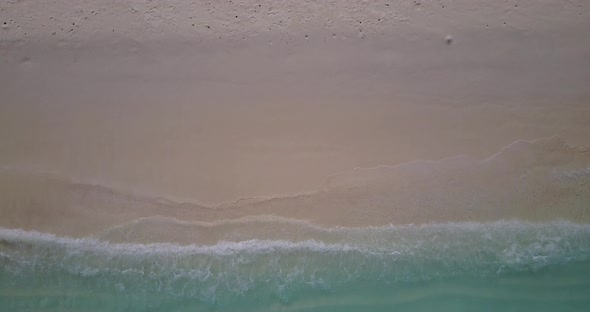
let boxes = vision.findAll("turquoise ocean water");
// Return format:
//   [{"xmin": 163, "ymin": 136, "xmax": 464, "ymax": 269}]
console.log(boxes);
[{"xmin": 2, "ymin": 221, "xmax": 590, "ymax": 311}]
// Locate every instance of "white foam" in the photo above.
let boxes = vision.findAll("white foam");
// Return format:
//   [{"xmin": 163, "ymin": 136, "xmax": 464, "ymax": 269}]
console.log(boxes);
[
  {"xmin": 2, "ymin": 221, "xmax": 589, "ymax": 300},
  {"xmin": 2, "ymin": 220, "xmax": 589, "ymax": 256}
]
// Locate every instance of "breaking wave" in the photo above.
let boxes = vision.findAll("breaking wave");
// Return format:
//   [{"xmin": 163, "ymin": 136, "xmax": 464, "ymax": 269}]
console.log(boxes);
[{"xmin": 2, "ymin": 221, "xmax": 590, "ymax": 305}]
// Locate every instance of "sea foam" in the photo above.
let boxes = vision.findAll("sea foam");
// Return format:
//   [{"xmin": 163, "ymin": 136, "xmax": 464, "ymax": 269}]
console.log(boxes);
[{"xmin": 2, "ymin": 221, "xmax": 589, "ymax": 300}]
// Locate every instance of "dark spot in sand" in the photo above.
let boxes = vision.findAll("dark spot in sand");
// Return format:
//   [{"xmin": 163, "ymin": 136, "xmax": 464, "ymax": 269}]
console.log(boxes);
[{"xmin": 445, "ymin": 35, "xmax": 453, "ymax": 45}]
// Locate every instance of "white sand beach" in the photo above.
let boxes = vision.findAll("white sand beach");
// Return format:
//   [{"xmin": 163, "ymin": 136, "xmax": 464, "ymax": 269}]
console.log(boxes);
[{"xmin": 1, "ymin": 0, "xmax": 589, "ymax": 235}]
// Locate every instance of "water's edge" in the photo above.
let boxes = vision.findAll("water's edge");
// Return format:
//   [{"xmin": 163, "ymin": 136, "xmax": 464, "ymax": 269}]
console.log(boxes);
[{"xmin": 2, "ymin": 221, "xmax": 589, "ymax": 311}]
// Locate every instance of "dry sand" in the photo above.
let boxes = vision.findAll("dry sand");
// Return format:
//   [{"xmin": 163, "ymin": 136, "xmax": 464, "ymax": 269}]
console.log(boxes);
[{"xmin": 1, "ymin": 0, "xmax": 590, "ymax": 236}]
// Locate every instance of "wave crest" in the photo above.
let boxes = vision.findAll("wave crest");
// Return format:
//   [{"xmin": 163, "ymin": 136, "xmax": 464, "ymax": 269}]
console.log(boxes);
[{"xmin": 1, "ymin": 221, "xmax": 590, "ymax": 303}]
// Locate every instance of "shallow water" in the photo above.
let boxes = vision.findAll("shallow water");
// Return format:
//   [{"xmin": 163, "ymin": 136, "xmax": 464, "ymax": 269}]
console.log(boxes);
[{"xmin": 2, "ymin": 221, "xmax": 589, "ymax": 311}]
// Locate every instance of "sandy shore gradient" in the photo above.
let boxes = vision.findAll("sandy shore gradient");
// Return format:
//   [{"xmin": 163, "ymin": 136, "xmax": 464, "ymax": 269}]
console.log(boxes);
[{"xmin": 1, "ymin": 0, "xmax": 589, "ymax": 236}]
